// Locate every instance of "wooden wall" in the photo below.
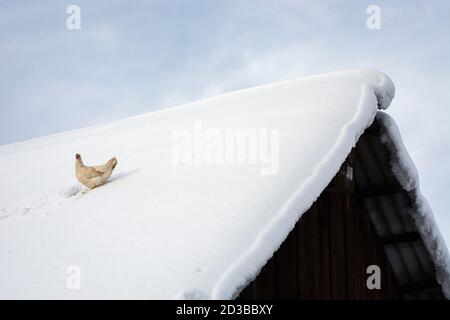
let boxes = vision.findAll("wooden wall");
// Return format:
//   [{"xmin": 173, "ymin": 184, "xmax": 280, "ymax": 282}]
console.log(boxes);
[{"xmin": 238, "ymin": 152, "xmax": 401, "ymax": 300}]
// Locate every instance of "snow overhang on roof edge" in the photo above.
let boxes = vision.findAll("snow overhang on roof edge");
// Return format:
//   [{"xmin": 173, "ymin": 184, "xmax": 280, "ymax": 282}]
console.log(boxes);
[
  {"xmin": 211, "ymin": 70, "xmax": 398, "ymax": 299},
  {"xmin": 377, "ymin": 112, "xmax": 450, "ymax": 299}
]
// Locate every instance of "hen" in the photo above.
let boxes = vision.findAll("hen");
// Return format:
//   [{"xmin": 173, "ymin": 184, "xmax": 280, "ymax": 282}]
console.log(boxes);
[{"xmin": 75, "ymin": 153, "xmax": 118, "ymax": 189}]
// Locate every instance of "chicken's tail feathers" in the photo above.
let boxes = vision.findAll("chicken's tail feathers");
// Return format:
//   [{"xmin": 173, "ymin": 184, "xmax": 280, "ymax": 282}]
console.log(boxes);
[{"xmin": 109, "ymin": 157, "xmax": 118, "ymax": 170}]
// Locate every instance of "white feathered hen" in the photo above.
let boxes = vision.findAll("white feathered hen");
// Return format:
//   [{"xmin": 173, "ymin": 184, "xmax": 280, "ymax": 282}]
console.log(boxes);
[{"xmin": 75, "ymin": 153, "xmax": 117, "ymax": 189}]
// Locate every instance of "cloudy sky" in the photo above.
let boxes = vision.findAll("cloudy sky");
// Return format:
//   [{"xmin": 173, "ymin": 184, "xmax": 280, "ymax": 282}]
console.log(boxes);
[{"xmin": 1, "ymin": 1, "xmax": 449, "ymax": 243}]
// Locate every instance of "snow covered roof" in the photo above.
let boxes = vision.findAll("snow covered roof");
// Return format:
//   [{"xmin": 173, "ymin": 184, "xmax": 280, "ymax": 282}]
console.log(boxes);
[{"xmin": 0, "ymin": 69, "xmax": 448, "ymax": 299}]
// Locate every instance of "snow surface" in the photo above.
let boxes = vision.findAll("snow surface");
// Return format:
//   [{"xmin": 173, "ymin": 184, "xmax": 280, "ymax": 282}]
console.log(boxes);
[{"xmin": 0, "ymin": 69, "xmax": 445, "ymax": 299}]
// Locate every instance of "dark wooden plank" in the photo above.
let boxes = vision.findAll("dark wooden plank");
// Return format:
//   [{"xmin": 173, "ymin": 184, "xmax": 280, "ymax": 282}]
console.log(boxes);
[
  {"xmin": 354, "ymin": 197, "xmax": 372, "ymax": 299},
  {"xmin": 378, "ymin": 232, "xmax": 421, "ymax": 245},
  {"xmin": 297, "ymin": 201, "xmax": 328, "ymax": 299},
  {"xmin": 310, "ymin": 199, "xmax": 324, "ymax": 298},
  {"xmin": 296, "ymin": 213, "xmax": 305, "ymax": 298},
  {"xmin": 328, "ymin": 192, "xmax": 348, "ymax": 299},
  {"xmin": 297, "ymin": 204, "xmax": 315, "ymax": 298},
  {"xmin": 318, "ymin": 193, "xmax": 331, "ymax": 299},
  {"xmin": 355, "ymin": 184, "xmax": 405, "ymax": 198},
  {"xmin": 275, "ymin": 225, "xmax": 298, "ymax": 299},
  {"xmin": 360, "ymin": 199, "xmax": 382, "ymax": 300},
  {"xmin": 344, "ymin": 194, "xmax": 367, "ymax": 299}
]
